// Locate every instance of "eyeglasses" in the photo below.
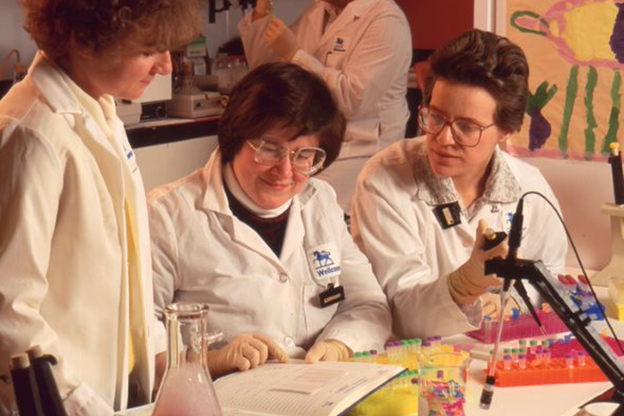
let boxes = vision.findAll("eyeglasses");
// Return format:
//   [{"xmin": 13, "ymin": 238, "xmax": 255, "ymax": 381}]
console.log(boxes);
[
  {"xmin": 418, "ymin": 106, "xmax": 497, "ymax": 147},
  {"xmin": 246, "ymin": 139, "xmax": 326, "ymax": 176}
]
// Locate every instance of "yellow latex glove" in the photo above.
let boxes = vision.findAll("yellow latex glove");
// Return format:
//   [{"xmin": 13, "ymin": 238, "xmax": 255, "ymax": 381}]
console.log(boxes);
[
  {"xmin": 305, "ymin": 340, "xmax": 352, "ymax": 363},
  {"xmin": 481, "ymin": 291, "xmax": 521, "ymax": 319},
  {"xmin": 252, "ymin": 0, "xmax": 271, "ymax": 20},
  {"xmin": 263, "ymin": 16, "xmax": 299, "ymax": 61},
  {"xmin": 206, "ymin": 333, "xmax": 288, "ymax": 378},
  {"xmin": 447, "ymin": 219, "xmax": 508, "ymax": 305}
]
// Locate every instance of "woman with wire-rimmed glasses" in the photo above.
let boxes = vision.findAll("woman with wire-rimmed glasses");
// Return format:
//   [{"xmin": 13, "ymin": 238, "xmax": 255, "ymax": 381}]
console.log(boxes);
[
  {"xmin": 350, "ymin": 29, "xmax": 567, "ymax": 340},
  {"xmin": 148, "ymin": 62, "xmax": 391, "ymax": 380}
]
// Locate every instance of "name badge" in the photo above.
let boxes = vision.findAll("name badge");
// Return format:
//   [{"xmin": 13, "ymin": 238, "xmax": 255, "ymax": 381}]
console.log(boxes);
[
  {"xmin": 319, "ymin": 283, "xmax": 345, "ymax": 308},
  {"xmin": 432, "ymin": 202, "xmax": 461, "ymax": 229}
]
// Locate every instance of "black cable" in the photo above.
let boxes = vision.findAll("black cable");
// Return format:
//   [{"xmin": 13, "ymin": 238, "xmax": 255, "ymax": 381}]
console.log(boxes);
[{"xmin": 516, "ymin": 191, "xmax": 623, "ymax": 355}]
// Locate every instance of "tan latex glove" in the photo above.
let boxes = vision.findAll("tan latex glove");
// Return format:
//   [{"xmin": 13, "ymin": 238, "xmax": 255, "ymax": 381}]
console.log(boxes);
[
  {"xmin": 263, "ymin": 17, "xmax": 299, "ymax": 61},
  {"xmin": 447, "ymin": 219, "xmax": 508, "ymax": 305},
  {"xmin": 305, "ymin": 339, "xmax": 352, "ymax": 364},
  {"xmin": 206, "ymin": 333, "xmax": 288, "ymax": 378},
  {"xmin": 481, "ymin": 291, "xmax": 521, "ymax": 320},
  {"xmin": 252, "ymin": 0, "xmax": 271, "ymax": 20}
]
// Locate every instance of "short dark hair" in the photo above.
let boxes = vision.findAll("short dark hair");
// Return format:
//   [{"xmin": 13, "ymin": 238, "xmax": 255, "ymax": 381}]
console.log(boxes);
[
  {"xmin": 20, "ymin": 0, "xmax": 205, "ymax": 63},
  {"xmin": 218, "ymin": 62, "xmax": 346, "ymax": 171},
  {"xmin": 423, "ymin": 29, "xmax": 529, "ymax": 133}
]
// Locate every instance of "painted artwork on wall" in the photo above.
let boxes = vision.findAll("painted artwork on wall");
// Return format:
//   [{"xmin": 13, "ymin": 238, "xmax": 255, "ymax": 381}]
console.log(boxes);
[{"xmin": 506, "ymin": 0, "xmax": 624, "ymax": 160}]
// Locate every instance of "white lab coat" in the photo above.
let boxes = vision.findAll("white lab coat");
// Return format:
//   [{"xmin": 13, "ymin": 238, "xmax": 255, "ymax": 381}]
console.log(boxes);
[
  {"xmin": 351, "ymin": 138, "xmax": 568, "ymax": 339},
  {"xmin": 239, "ymin": 0, "xmax": 411, "ymax": 157},
  {"xmin": 148, "ymin": 150, "xmax": 391, "ymax": 357},
  {"xmin": 239, "ymin": 0, "xmax": 412, "ymax": 211},
  {"xmin": 0, "ymin": 53, "xmax": 162, "ymax": 416}
]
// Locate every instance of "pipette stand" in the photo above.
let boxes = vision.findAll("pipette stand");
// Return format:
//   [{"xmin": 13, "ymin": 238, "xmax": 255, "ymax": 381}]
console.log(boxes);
[{"xmin": 592, "ymin": 203, "xmax": 624, "ymax": 287}]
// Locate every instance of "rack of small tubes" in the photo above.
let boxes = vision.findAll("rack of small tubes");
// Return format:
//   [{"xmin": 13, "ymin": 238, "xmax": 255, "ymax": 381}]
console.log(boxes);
[
  {"xmin": 485, "ymin": 335, "xmax": 624, "ymax": 387},
  {"xmin": 347, "ymin": 337, "xmax": 471, "ymax": 416}
]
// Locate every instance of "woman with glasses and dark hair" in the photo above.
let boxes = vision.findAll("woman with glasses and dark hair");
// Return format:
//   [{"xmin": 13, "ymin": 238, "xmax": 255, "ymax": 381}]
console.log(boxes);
[
  {"xmin": 350, "ymin": 29, "xmax": 567, "ymax": 339},
  {"xmin": 148, "ymin": 62, "xmax": 391, "ymax": 379}
]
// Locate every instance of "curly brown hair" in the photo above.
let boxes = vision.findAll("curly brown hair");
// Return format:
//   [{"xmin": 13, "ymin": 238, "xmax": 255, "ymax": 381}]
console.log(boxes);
[
  {"xmin": 20, "ymin": 0, "xmax": 205, "ymax": 63},
  {"xmin": 423, "ymin": 29, "xmax": 529, "ymax": 134}
]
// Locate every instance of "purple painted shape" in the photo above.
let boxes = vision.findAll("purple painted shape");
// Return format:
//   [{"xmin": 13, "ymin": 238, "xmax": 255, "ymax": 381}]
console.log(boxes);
[{"xmin": 610, "ymin": 3, "xmax": 624, "ymax": 63}]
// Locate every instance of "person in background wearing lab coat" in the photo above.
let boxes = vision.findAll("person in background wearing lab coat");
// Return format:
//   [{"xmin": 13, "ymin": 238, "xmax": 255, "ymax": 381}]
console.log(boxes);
[
  {"xmin": 238, "ymin": 0, "xmax": 412, "ymax": 213},
  {"xmin": 149, "ymin": 62, "xmax": 392, "ymax": 379},
  {"xmin": 350, "ymin": 29, "xmax": 568, "ymax": 340},
  {"xmin": 0, "ymin": 1, "xmax": 204, "ymax": 415}
]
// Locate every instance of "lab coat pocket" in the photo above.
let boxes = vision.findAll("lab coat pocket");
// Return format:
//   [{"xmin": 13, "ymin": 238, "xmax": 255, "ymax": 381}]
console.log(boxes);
[{"xmin": 302, "ymin": 285, "xmax": 338, "ymax": 340}]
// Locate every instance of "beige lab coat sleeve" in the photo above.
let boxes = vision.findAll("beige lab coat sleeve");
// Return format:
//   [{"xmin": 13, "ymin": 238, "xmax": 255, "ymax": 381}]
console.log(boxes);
[{"xmin": 0, "ymin": 127, "xmax": 112, "ymax": 416}]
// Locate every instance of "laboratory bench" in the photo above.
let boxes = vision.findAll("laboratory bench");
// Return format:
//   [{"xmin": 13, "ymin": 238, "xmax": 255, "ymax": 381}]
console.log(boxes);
[{"xmin": 125, "ymin": 115, "xmax": 220, "ymax": 149}]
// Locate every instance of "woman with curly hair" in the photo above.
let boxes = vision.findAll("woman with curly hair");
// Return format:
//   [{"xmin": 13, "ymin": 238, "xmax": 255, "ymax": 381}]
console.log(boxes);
[{"xmin": 0, "ymin": 1, "xmax": 204, "ymax": 414}]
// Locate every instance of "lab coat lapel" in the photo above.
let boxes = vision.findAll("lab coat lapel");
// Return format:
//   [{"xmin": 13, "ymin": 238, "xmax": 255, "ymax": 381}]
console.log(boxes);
[
  {"xmin": 317, "ymin": 0, "xmax": 376, "ymax": 48},
  {"xmin": 279, "ymin": 197, "xmax": 305, "ymax": 263},
  {"xmin": 202, "ymin": 152, "xmax": 287, "ymax": 270}
]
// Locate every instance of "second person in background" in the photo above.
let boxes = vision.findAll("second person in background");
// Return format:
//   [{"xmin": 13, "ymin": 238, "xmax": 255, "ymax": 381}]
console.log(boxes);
[
  {"xmin": 238, "ymin": 0, "xmax": 412, "ymax": 212},
  {"xmin": 149, "ymin": 62, "xmax": 391, "ymax": 379}
]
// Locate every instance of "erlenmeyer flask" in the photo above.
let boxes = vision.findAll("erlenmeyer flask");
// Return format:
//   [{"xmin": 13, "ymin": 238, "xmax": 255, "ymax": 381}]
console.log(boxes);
[{"xmin": 152, "ymin": 302, "xmax": 223, "ymax": 416}]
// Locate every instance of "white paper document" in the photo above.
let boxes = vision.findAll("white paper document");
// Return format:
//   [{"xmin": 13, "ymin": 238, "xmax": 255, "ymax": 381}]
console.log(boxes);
[{"xmin": 214, "ymin": 360, "xmax": 405, "ymax": 416}]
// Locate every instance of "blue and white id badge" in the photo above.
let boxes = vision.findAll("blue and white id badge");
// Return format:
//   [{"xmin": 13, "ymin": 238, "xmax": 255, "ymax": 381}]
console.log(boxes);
[{"xmin": 308, "ymin": 243, "xmax": 345, "ymax": 307}]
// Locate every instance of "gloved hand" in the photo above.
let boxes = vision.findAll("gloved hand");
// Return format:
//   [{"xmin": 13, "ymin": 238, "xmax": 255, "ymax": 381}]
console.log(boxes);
[
  {"xmin": 252, "ymin": 0, "xmax": 271, "ymax": 20},
  {"xmin": 447, "ymin": 219, "xmax": 508, "ymax": 305},
  {"xmin": 206, "ymin": 333, "xmax": 288, "ymax": 378},
  {"xmin": 305, "ymin": 339, "xmax": 352, "ymax": 364},
  {"xmin": 481, "ymin": 291, "xmax": 521, "ymax": 319},
  {"xmin": 263, "ymin": 17, "xmax": 299, "ymax": 61}
]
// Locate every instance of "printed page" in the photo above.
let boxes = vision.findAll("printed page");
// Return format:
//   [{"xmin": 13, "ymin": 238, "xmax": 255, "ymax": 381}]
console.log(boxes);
[{"xmin": 214, "ymin": 360, "xmax": 404, "ymax": 416}]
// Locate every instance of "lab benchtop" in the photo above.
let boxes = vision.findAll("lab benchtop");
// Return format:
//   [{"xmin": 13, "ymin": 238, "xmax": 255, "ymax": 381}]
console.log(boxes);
[
  {"xmin": 115, "ymin": 288, "xmax": 624, "ymax": 416},
  {"xmin": 125, "ymin": 115, "xmax": 220, "ymax": 149}
]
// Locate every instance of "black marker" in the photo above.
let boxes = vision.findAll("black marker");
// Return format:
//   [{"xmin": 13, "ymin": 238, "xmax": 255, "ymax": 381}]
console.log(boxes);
[{"xmin": 608, "ymin": 142, "xmax": 624, "ymax": 205}]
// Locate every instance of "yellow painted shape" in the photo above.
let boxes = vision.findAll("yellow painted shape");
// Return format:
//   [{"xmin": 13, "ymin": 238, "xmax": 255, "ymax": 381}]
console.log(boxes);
[{"xmin": 562, "ymin": 2, "xmax": 618, "ymax": 61}]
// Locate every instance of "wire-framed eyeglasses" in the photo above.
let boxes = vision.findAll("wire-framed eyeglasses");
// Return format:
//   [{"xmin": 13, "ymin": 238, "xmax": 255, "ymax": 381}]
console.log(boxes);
[
  {"xmin": 418, "ymin": 106, "xmax": 497, "ymax": 147},
  {"xmin": 246, "ymin": 139, "xmax": 326, "ymax": 176}
]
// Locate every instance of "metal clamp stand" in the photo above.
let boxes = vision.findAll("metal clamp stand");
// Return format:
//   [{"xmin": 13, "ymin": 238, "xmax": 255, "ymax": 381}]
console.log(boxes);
[
  {"xmin": 484, "ymin": 258, "xmax": 624, "ymax": 408},
  {"xmin": 592, "ymin": 203, "xmax": 624, "ymax": 287}
]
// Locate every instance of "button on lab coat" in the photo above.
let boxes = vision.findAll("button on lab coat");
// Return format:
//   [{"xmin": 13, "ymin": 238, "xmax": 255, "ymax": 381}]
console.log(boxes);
[
  {"xmin": 148, "ymin": 151, "xmax": 391, "ymax": 357},
  {"xmin": 0, "ymin": 53, "xmax": 161, "ymax": 416},
  {"xmin": 239, "ymin": 0, "xmax": 412, "ymax": 160},
  {"xmin": 351, "ymin": 138, "xmax": 568, "ymax": 339}
]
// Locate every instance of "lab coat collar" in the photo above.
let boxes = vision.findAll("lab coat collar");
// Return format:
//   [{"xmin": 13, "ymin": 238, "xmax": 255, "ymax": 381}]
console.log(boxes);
[
  {"xmin": 318, "ymin": 0, "xmax": 377, "ymax": 18},
  {"xmin": 200, "ymin": 149, "xmax": 315, "ymax": 266},
  {"xmin": 28, "ymin": 51, "xmax": 85, "ymax": 115},
  {"xmin": 412, "ymin": 141, "xmax": 522, "ymax": 206}
]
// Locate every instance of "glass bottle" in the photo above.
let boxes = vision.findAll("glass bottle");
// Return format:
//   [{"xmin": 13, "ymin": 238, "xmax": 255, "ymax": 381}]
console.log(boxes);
[{"xmin": 152, "ymin": 303, "xmax": 223, "ymax": 416}]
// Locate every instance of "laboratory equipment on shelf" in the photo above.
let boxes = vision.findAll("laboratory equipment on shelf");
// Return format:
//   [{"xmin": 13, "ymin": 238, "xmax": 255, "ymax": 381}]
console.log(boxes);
[
  {"xmin": 152, "ymin": 302, "xmax": 223, "ymax": 416},
  {"xmin": 593, "ymin": 142, "xmax": 624, "ymax": 287}
]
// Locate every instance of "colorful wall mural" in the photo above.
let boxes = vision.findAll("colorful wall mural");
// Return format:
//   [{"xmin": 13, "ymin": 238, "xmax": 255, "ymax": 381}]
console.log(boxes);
[{"xmin": 506, "ymin": 0, "xmax": 624, "ymax": 160}]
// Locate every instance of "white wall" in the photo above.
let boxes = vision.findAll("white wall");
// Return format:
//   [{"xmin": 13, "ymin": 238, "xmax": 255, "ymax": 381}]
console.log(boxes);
[
  {"xmin": 0, "ymin": 1, "xmax": 37, "ymax": 80},
  {"xmin": 522, "ymin": 157, "xmax": 612, "ymax": 272}
]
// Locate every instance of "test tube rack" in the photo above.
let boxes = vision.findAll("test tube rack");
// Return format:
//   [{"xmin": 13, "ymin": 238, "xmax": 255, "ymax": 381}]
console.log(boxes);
[
  {"xmin": 491, "ymin": 354, "xmax": 606, "ymax": 387},
  {"xmin": 466, "ymin": 310, "xmax": 568, "ymax": 343},
  {"xmin": 487, "ymin": 335, "xmax": 623, "ymax": 387}
]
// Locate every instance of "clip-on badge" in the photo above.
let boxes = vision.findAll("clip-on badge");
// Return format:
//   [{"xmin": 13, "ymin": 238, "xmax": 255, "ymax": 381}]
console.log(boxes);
[
  {"xmin": 319, "ymin": 283, "xmax": 345, "ymax": 308},
  {"xmin": 432, "ymin": 202, "xmax": 462, "ymax": 229}
]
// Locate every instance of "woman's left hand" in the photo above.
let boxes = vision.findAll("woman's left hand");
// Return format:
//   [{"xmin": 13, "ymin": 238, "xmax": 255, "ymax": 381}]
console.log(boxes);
[
  {"xmin": 263, "ymin": 17, "xmax": 299, "ymax": 61},
  {"xmin": 305, "ymin": 340, "xmax": 351, "ymax": 363}
]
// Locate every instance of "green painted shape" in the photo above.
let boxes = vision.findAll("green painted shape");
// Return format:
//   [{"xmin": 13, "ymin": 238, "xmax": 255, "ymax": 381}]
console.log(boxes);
[
  {"xmin": 559, "ymin": 66, "xmax": 579, "ymax": 156},
  {"xmin": 603, "ymin": 70, "xmax": 622, "ymax": 154},
  {"xmin": 510, "ymin": 11, "xmax": 547, "ymax": 37},
  {"xmin": 583, "ymin": 66, "xmax": 597, "ymax": 155}
]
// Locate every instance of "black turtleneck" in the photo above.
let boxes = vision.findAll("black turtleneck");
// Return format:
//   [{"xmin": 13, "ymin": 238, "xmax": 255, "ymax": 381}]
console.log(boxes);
[{"xmin": 224, "ymin": 184, "xmax": 291, "ymax": 257}]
